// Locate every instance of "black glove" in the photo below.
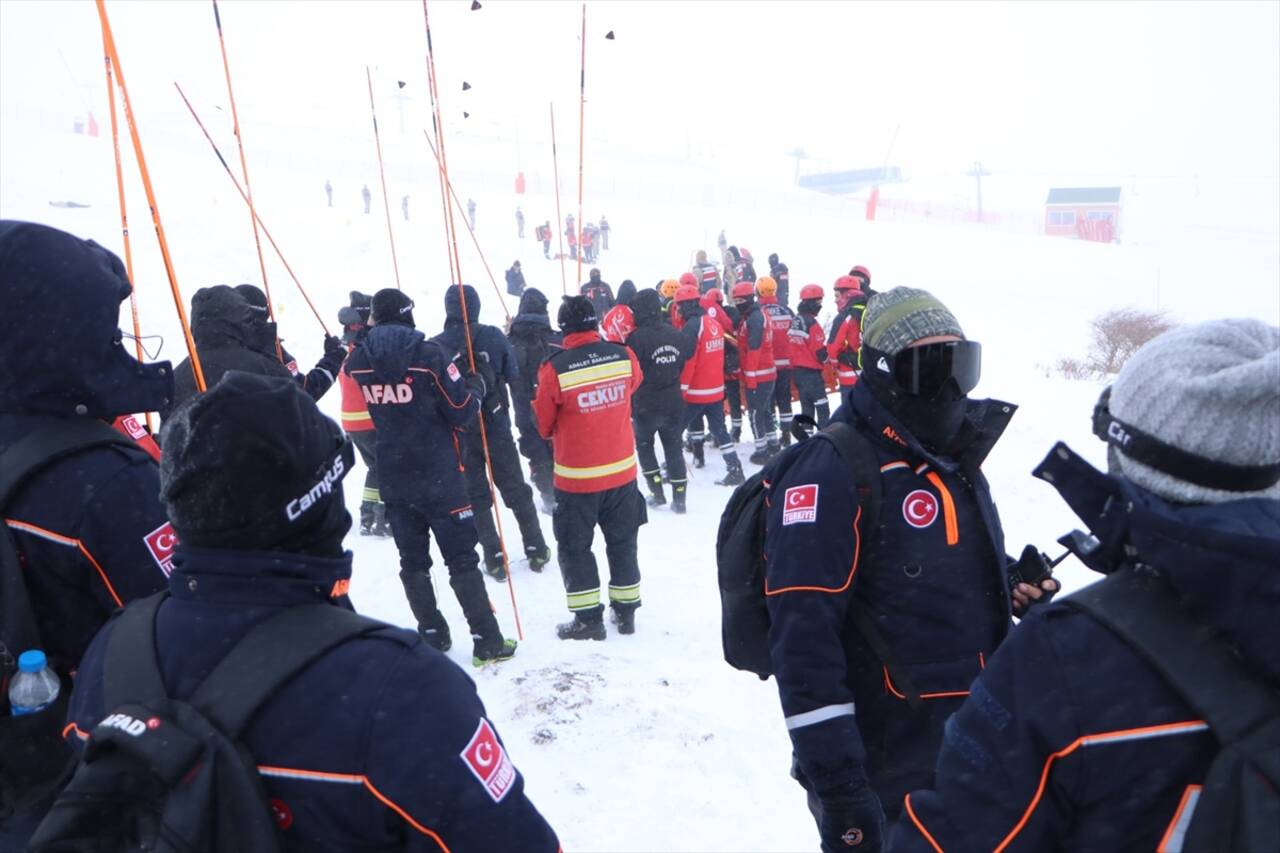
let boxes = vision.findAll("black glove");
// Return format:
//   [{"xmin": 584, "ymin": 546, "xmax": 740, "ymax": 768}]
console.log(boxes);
[
  {"xmin": 1009, "ymin": 544, "xmax": 1060, "ymax": 618},
  {"xmin": 815, "ymin": 345, "xmax": 829, "ymax": 364},
  {"xmin": 838, "ymin": 349, "xmax": 858, "ymax": 368},
  {"xmin": 315, "ymin": 335, "xmax": 346, "ymax": 374},
  {"xmin": 817, "ymin": 780, "xmax": 884, "ymax": 853}
]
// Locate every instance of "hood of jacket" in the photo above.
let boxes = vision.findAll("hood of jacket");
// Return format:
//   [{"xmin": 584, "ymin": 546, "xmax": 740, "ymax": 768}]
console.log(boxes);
[
  {"xmin": 616, "ymin": 280, "xmax": 637, "ymax": 306},
  {"xmin": 191, "ymin": 285, "xmax": 256, "ymax": 350},
  {"xmin": 1037, "ymin": 442, "xmax": 1280, "ymax": 681},
  {"xmin": 631, "ymin": 289, "xmax": 664, "ymax": 327},
  {"xmin": 0, "ymin": 220, "xmax": 174, "ymax": 418},
  {"xmin": 363, "ymin": 323, "xmax": 426, "ymax": 383},
  {"xmin": 512, "ymin": 288, "xmax": 552, "ymax": 333},
  {"xmin": 444, "ymin": 284, "xmax": 482, "ymax": 325}
]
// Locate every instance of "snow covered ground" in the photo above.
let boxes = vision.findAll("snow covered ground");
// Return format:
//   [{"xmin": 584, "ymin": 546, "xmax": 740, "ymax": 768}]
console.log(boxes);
[{"xmin": 3, "ymin": 2, "xmax": 1279, "ymax": 849}]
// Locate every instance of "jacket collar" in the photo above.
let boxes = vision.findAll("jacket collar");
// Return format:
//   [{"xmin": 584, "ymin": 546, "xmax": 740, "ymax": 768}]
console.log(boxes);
[
  {"xmin": 563, "ymin": 330, "xmax": 602, "ymax": 348},
  {"xmin": 167, "ymin": 545, "xmax": 353, "ymax": 606}
]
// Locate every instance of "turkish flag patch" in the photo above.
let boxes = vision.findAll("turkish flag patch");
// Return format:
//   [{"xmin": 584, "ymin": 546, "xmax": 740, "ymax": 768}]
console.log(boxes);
[
  {"xmin": 447, "ymin": 361, "xmax": 462, "ymax": 382},
  {"xmin": 119, "ymin": 414, "xmax": 147, "ymax": 440},
  {"xmin": 143, "ymin": 522, "xmax": 178, "ymax": 576},
  {"xmin": 902, "ymin": 489, "xmax": 939, "ymax": 529},
  {"xmin": 781, "ymin": 484, "xmax": 819, "ymax": 526},
  {"xmin": 460, "ymin": 718, "xmax": 516, "ymax": 803}
]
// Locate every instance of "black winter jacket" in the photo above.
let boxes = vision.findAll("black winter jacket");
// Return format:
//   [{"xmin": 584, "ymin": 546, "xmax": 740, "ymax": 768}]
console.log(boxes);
[{"xmin": 625, "ymin": 290, "xmax": 689, "ymax": 418}]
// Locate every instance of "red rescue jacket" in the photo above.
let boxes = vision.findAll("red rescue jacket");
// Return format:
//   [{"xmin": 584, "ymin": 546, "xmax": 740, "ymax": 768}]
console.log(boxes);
[
  {"xmin": 829, "ymin": 305, "xmax": 866, "ymax": 387},
  {"xmin": 758, "ymin": 294, "xmax": 795, "ymax": 369},
  {"xmin": 534, "ymin": 330, "xmax": 642, "ymax": 493},
  {"xmin": 737, "ymin": 304, "xmax": 776, "ymax": 389},
  {"xmin": 339, "ymin": 345, "xmax": 375, "ymax": 432},
  {"xmin": 678, "ymin": 313, "xmax": 726, "ymax": 404},
  {"xmin": 788, "ymin": 311, "xmax": 828, "ymax": 372}
]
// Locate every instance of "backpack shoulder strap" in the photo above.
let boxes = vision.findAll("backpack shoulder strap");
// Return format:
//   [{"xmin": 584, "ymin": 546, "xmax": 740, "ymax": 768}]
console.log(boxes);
[
  {"xmin": 1064, "ymin": 569, "xmax": 1280, "ymax": 745},
  {"xmin": 0, "ymin": 417, "xmax": 137, "ymax": 506},
  {"xmin": 103, "ymin": 592, "xmax": 171, "ymax": 709},
  {"xmin": 190, "ymin": 603, "xmax": 389, "ymax": 738},
  {"xmin": 816, "ymin": 420, "xmax": 882, "ymax": 533}
]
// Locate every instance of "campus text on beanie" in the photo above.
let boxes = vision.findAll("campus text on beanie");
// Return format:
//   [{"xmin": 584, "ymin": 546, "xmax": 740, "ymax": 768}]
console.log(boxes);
[
  {"xmin": 860, "ymin": 287, "xmax": 964, "ymax": 356},
  {"xmin": 371, "ymin": 288, "xmax": 415, "ymax": 328},
  {"xmin": 1105, "ymin": 318, "xmax": 1280, "ymax": 504},
  {"xmin": 558, "ymin": 295, "xmax": 599, "ymax": 333}
]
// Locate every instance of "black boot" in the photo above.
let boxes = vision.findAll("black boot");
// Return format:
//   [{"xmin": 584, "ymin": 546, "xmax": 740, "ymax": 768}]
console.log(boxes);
[
  {"xmin": 472, "ymin": 635, "xmax": 518, "ymax": 666},
  {"xmin": 511, "ymin": 495, "xmax": 548, "ymax": 567},
  {"xmin": 450, "ymin": 570, "xmax": 515, "ymax": 665},
  {"xmin": 716, "ymin": 454, "xmax": 746, "ymax": 486},
  {"xmin": 749, "ymin": 445, "xmax": 771, "ymax": 465},
  {"xmin": 526, "ymin": 543, "xmax": 551, "ymax": 572},
  {"xmin": 609, "ymin": 606, "xmax": 636, "ymax": 635},
  {"xmin": 556, "ymin": 608, "xmax": 607, "ymax": 641},
  {"xmin": 359, "ymin": 501, "xmax": 377, "ymax": 536},
  {"xmin": 484, "ymin": 553, "xmax": 508, "ymax": 581},
  {"xmin": 780, "ymin": 427, "xmax": 792, "ymax": 448},
  {"xmin": 399, "ymin": 570, "xmax": 452, "ymax": 652},
  {"xmin": 671, "ymin": 482, "xmax": 688, "ymax": 514},
  {"xmin": 730, "ymin": 422, "xmax": 742, "ymax": 444},
  {"xmin": 371, "ymin": 503, "xmax": 392, "ymax": 538},
  {"xmin": 644, "ymin": 470, "xmax": 666, "ymax": 507},
  {"xmin": 691, "ymin": 440, "xmax": 705, "ymax": 469}
]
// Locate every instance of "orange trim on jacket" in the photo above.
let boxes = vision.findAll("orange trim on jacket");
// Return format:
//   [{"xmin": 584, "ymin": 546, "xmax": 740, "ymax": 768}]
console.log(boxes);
[
  {"xmin": 925, "ymin": 471, "xmax": 960, "ymax": 545},
  {"xmin": 766, "ymin": 507, "xmax": 863, "ymax": 595},
  {"xmin": 6, "ymin": 519, "xmax": 123, "ymax": 607}
]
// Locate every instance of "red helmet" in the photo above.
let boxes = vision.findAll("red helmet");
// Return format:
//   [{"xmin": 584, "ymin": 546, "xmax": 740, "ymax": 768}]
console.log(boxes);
[
  {"xmin": 834, "ymin": 275, "xmax": 862, "ymax": 292},
  {"xmin": 799, "ymin": 284, "xmax": 824, "ymax": 301},
  {"xmin": 678, "ymin": 272, "xmax": 698, "ymax": 288},
  {"xmin": 850, "ymin": 265, "xmax": 871, "ymax": 284},
  {"xmin": 675, "ymin": 284, "xmax": 700, "ymax": 303},
  {"xmin": 703, "ymin": 287, "xmax": 724, "ymax": 305},
  {"xmin": 739, "ymin": 247, "xmax": 753, "ymax": 262},
  {"xmin": 731, "ymin": 281, "xmax": 756, "ymax": 300}
]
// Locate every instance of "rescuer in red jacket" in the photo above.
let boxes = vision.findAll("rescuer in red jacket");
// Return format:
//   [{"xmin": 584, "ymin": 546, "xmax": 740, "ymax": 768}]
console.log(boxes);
[
  {"xmin": 675, "ymin": 285, "xmax": 745, "ymax": 486},
  {"xmin": 336, "ymin": 291, "xmax": 388, "ymax": 536},
  {"xmin": 757, "ymin": 276, "xmax": 797, "ymax": 446},
  {"xmin": 732, "ymin": 281, "xmax": 778, "ymax": 464},
  {"xmin": 787, "ymin": 283, "xmax": 831, "ymax": 426},
  {"xmin": 534, "ymin": 296, "xmax": 647, "ymax": 641},
  {"xmin": 828, "ymin": 275, "xmax": 869, "ymax": 387}
]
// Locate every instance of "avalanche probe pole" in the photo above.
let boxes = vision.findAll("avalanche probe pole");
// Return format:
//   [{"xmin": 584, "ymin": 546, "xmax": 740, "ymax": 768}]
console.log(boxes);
[
  {"xmin": 550, "ymin": 103, "xmax": 567, "ymax": 295},
  {"xmin": 574, "ymin": 3, "xmax": 586, "ymax": 288},
  {"xmin": 422, "ymin": 25, "xmax": 458, "ymax": 286},
  {"xmin": 366, "ymin": 67, "xmax": 403, "ymax": 290},
  {"xmin": 101, "ymin": 45, "xmax": 152, "ymax": 432},
  {"xmin": 95, "ymin": 0, "xmax": 205, "ymax": 392},
  {"xmin": 175, "ymin": 83, "xmax": 331, "ymax": 336},
  {"xmin": 422, "ymin": 129, "xmax": 511, "ymax": 321},
  {"xmin": 423, "ymin": 0, "xmax": 524, "ymax": 640},
  {"xmin": 211, "ymin": 0, "xmax": 283, "ymax": 362}
]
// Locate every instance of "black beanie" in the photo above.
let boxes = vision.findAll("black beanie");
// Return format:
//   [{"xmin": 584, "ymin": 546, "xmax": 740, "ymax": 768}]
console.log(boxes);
[
  {"xmin": 558, "ymin": 295, "xmax": 598, "ymax": 333},
  {"xmin": 234, "ymin": 283, "xmax": 270, "ymax": 315},
  {"xmin": 371, "ymin": 288, "xmax": 415, "ymax": 327},
  {"xmin": 159, "ymin": 371, "xmax": 353, "ymax": 555}
]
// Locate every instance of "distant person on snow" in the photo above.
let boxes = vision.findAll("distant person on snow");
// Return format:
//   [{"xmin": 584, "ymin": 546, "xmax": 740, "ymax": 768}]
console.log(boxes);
[
  {"xmin": 674, "ymin": 284, "xmax": 746, "ymax": 487},
  {"xmin": 892, "ymin": 319, "xmax": 1280, "ymax": 853},
  {"xmin": 52, "ymin": 372, "xmax": 560, "ymax": 852},
  {"xmin": 345, "ymin": 289, "xmax": 519, "ymax": 663},
  {"xmin": 401, "ymin": 194, "xmax": 409, "ymax": 221},
  {"xmin": 600, "ymin": 215, "xmax": 611, "ymax": 250},
  {"xmin": 692, "ymin": 249, "xmax": 721, "ymax": 294},
  {"xmin": 580, "ymin": 268, "xmax": 615, "ymax": 315},
  {"xmin": 535, "ymin": 296, "xmax": 646, "ymax": 641},
  {"xmin": 515, "ymin": 206, "xmax": 525, "ymax": 238},
  {"xmin": 757, "ymin": 276, "xmax": 797, "ymax": 447},
  {"xmin": 505, "ymin": 260, "xmax": 526, "ymax": 297},
  {"xmin": 432, "ymin": 285, "xmax": 551, "ymax": 580},
  {"xmin": 539, "ymin": 220, "xmax": 552, "ymax": 258},
  {"xmin": 768, "ymin": 252, "xmax": 791, "ymax": 307},
  {"xmin": 764, "ymin": 287, "xmax": 1057, "ymax": 852},
  {"xmin": 626, "ymin": 289, "xmax": 691, "ymax": 511},
  {"xmin": 467, "ymin": 198, "xmax": 477, "ymax": 230},
  {"xmin": 362, "ymin": 183, "xmax": 371, "ymax": 215},
  {"xmin": 324, "ymin": 178, "xmax": 333, "ymax": 207}
]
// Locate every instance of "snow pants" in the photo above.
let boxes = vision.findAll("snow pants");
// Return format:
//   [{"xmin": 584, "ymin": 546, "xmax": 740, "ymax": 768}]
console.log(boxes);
[
  {"xmin": 634, "ymin": 407, "xmax": 687, "ymax": 488},
  {"xmin": 793, "ymin": 368, "xmax": 830, "ymax": 428},
  {"xmin": 348, "ymin": 429, "xmax": 384, "ymax": 527},
  {"xmin": 773, "ymin": 369, "xmax": 794, "ymax": 439},
  {"xmin": 725, "ymin": 377, "xmax": 743, "ymax": 436},
  {"xmin": 514, "ymin": 398, "xmax": 555, "ymax": 504},
  {"xmin": 553, "ymin": 482, "xmax": 646, "ymax": 620},
  {"xmin": 463, "ymin": 419, "xmax": 547, "ymax": 565},
  {"xmin": 746, "ymin": 381, "xmax": 778, "ymax": 451},
  {"xmin": 384, "ymin": 501, "xmax": 500, "ymax": 640},
  {"xmin": 681, "ymin": 401, "xmax": 739, "ymax": 461}
]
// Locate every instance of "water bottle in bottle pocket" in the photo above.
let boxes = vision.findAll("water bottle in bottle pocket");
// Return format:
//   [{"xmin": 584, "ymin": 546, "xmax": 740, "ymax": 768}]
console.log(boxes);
[{"xmin": 8, "ymin": 650, "xmax": 60, "ymax": 716}]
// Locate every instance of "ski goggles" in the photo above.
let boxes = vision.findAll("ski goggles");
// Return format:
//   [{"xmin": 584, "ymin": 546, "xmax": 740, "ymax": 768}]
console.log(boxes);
[{"xmin": 862, "ymin": 341, "xmax": 982, "ymax": 399}]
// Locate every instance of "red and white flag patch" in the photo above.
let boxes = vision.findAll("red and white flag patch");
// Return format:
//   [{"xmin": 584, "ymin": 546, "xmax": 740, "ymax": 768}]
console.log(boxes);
[
  {"xmin": 461, "ymin": 718, "xmax": 516, "ymax": 803},
  {"xmin": 782, "ymin": 484, "xmax": 819, "ymax": 526},
  {"xmin": 120, "ymin": 414, "xmax": 147, "ymax": 441},
  {"xmin": 902, "ymin": 489, "xmax": 939, "ymax": 529},
  {"xmin": 447, "ymin": 361, "xmax": 462, "ymax": 382},
  {"xmin": 143, "ymin": 522, "xmax": 178, "ymax": 576}
]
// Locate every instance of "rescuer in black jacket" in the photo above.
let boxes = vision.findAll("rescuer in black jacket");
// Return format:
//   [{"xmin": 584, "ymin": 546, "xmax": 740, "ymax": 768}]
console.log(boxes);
[{"xmin": 625, "ymin": 290, "xmax": 691, "ymax": 512}]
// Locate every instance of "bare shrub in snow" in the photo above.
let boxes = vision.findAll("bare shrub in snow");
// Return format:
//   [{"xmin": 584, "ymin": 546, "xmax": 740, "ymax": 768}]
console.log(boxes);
[{"xmin": 1058, "ymin": 308, "xmax": 1176, "ymax": 379}]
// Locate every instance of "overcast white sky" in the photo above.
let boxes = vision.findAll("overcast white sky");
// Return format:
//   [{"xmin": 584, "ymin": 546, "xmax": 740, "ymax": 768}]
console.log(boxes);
[{"xmin": 3, "ymin": 1, "xmax": 1278, "ymax": 183}]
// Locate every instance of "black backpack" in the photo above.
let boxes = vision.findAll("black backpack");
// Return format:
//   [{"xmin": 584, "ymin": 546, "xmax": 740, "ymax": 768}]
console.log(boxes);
[
  {"xmin": 0, "ymin": 418, "xmax": 138, "ymax": 818},
  {"xmin": 1065, "ymin": 569, "xmax": 1280, "ymax": 852},
  {"xmin": 716, "ymin": 421, "xmax": 883, "ymax": 680},
  {"xmin": 28, "ymin": 593, "xmax": 388, "ymax": 852}
]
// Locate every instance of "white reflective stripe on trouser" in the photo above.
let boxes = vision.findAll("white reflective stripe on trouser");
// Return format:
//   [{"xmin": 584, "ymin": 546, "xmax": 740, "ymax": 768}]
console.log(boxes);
[{"xmin": 785, "ymin": 703, "xmax": 856, "ymax": 730}]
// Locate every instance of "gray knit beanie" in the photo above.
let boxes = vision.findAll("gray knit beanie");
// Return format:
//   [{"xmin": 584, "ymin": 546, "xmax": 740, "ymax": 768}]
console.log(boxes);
[
  {"xmin": 861, "ymin": 287, "xmax": 964, "ymax": 356},
  {"xmin": 1109, "ymin": 318, "xmax": 1280, "ymax": 504}
]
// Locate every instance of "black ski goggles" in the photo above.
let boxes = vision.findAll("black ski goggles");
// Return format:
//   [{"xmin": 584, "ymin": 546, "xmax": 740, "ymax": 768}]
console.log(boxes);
[{"xmin": 862, "ymin": 341, "xmax": 982, "ymax": 399}]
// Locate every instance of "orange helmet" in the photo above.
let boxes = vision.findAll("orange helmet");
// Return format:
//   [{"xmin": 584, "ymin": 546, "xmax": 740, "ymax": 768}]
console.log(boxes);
[
  {"xmin": 674, "ymin": 284, "xmax": 701, "ymax": 303},
  {"xmin": 755, "ymin": 276, "xmax": 777, "ymax": 297},
  {"xmin": 659, "ymin": 278, "xmax": 680, "ymax": 299}
]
